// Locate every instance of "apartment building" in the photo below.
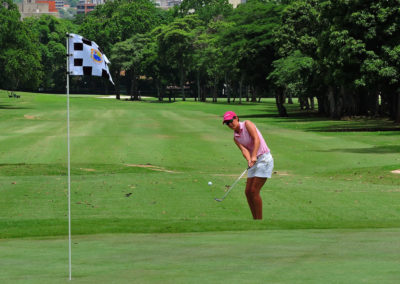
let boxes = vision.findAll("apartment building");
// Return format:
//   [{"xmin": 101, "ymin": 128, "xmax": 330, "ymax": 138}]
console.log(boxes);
[
  {"xmin": 55, "ymin": 0, "xmax": 64, "ymax": 10},
  {"xmin": 155, "ymin": 0, "xmax": 182, "ymax": 9},
  {"xmin": 76, "ymin": 0, "xmax": 105, "ymax": 14},
  {"xmin": 18, "ymin": 0, "xmax": 59, "ymax": 19}
]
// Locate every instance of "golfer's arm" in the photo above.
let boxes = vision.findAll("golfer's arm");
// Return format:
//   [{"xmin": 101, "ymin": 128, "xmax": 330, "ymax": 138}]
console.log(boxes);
[
  {"xmin": 234, "ymin": 138, "xmax": 251, "ymax": 161},
  {"xmin": 245, "ymin": 120, "xmax": 260, "ymax": 158}
]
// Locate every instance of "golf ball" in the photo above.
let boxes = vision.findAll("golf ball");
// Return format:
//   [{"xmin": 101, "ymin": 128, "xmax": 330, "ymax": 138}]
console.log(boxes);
[{"xmin": 208, "ymin": 181, "xmax": 212, "ymax": 186}]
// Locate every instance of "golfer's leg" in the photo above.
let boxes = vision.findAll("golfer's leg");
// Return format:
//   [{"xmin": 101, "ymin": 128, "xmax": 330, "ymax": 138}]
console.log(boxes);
[
  {"xmin": 251, "ymin": 177, "xmax": 267, "ymax": 219},
  {"xmin": 245, "ymin": 178, "xmax": 256, "ymax": 219}
]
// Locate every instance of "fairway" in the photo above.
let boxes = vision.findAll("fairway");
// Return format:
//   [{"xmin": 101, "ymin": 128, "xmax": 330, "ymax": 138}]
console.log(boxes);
[{"xmin": 1, "ymin": 91, "xmax": 400, "ymax": 283}]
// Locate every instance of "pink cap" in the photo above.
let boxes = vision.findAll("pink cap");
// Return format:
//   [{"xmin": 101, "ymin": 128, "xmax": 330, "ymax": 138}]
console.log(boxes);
[{"xmin": 222, "ymin": 111, "xmax": 237, "ymax": 124}]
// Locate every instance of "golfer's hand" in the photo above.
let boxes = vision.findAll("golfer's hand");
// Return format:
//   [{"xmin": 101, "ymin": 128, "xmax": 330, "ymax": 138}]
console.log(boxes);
[{"xmin": 248, "ymin": 156, "xmax": 257, "ymax": 168}]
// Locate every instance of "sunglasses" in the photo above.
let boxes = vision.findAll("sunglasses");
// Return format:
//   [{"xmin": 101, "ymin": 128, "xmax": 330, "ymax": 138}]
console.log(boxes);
[{"xmin": 223, "ymin": 117, "xmax": 236, "ymax": 125}]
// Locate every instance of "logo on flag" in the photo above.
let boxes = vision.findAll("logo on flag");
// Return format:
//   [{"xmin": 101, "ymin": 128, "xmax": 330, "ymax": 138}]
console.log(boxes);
[{"xmin": 91, "ymin": 49, "xmax": 103, "ymax": 63}]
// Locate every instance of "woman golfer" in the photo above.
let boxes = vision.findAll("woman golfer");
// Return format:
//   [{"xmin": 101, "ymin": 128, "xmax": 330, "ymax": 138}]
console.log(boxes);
[{"xmin": 223, "ymin": 111, "xmax": 273, "ymax": 220}]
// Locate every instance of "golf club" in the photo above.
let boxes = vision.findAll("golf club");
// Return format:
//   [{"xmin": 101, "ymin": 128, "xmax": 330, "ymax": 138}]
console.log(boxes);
[{"xmin": 215, "ymin": 168, "xmax": 249, "ymax": 202}]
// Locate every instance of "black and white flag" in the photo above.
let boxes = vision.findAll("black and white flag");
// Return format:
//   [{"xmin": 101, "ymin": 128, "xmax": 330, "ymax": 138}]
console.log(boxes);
[{"xmin": 68, "ymin": 33, "xmax": 114, "ymax": 85}]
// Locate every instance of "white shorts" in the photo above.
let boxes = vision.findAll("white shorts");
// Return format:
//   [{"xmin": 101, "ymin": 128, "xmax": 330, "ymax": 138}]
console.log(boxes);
[{"xmin": 247, "ymin": 152, "xmax": 274, "ymax": 178}]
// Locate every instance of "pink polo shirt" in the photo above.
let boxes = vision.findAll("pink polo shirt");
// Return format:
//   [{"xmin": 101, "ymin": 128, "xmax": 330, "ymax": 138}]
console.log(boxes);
[{"xmin": 234, "ymin": 121, "xmax": 270, "ymax": 157}]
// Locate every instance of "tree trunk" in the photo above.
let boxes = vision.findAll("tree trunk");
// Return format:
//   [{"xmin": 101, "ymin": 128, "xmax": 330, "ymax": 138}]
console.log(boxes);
[
  {"xmin": 201, "ymin": 85, "xmax": 206, "ymax": 102},
  {"xmin": 288, "ymin": 90, "xmax": 293, "ymax": 104},
  {"xmin": 239, "ymin": 77, "xmax": 243, "ymax": 105},
  {"xmin": 327, "ymin": 86, "xmax": 339, "ymax": 119},
  {"xmin": 275, "ymin": 88, "xmax": 288, "ymax": 117},
  {"xmin": 371, "ymin": 91, "xmax": 379, "ymax": 116},
  {"xmin": 309, "ymin": 97, "xmax": 314, "ymax": 110},
  {"xmin": 341, "ymin": 85, "xmax": 358, "ymax": 116},
  {"xmin": 115, "ymin": 73, "xmax": 121, "ymax": 100},
  {"xmin": 130, "ymin": 69, "xmax": 140, "ymax": 101},
  {"xmin": 317, "ymin": 95, "xmax": 325, "ymax": 114},
  {"xmin": 380, "ymin": 92, "xmax": 390, "ymax": 116},
  {"xmin": 129, "ymin": 71, "xmax": 134, "ymax": 100},
  {"xmin": 161, "ymin": 84, "xmax": 166, "ymax": 102},
  {"xmin": 213, "ymin": 78, "xmax": 218, "ymax": 102},
  {"xmin": 180, "ymin": 65, "xmax": 185, "ymax": 101},
  {"xmin": 251, "ymin": 86, "xmax": 257, "ymax": 102},
  {"xmin": 156, "ymin": 79, "xmax": 163, "ymax": 101},
  {"xmin": 299, "ymin": 97, "xmax": 309, "ymax": 110},
  {"xmin": 225, "ymin": 74, "xmax": 230, "ymax": 104},
  {"xmin": 358, "ymin": 90, "xmax": 369, "ymax": 116},
  {"xmin": 196, "ymin": 71, "xmax": 201, "ymax": 102}
]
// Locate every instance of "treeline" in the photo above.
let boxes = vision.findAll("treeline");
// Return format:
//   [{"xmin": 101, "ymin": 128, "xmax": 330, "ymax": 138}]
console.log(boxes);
[
  {"xmin": 1, "ymin": 0, "xmax": 400, "ymax": 122},
  {"xmin": 1, "ymin": 0, "xmax": 77, "ymax": 92}
]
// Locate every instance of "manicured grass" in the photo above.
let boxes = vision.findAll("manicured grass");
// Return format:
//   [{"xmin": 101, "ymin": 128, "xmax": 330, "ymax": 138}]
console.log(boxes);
[
  {"xmin": 0, "ymin": 90, "xmax": 399, "ymax": 282},
  {"xmin": 1, "ymin": 229, "xmax": 399, "ymax": 283},
  {"xmin": 0, "ymin": 91, "xmax": 399, "ymax": 237}
]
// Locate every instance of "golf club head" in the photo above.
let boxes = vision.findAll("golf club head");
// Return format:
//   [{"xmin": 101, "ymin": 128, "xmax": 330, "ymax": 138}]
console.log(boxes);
[{"xmin": 214, "ymin": 168, "xmax": 248, "ymax": 203}]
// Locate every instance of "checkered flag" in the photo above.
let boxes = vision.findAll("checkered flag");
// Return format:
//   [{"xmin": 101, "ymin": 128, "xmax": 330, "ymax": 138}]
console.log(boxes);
[{"xmin": 68, "ymin": 33, "xmax": 114, "ymax": 85}]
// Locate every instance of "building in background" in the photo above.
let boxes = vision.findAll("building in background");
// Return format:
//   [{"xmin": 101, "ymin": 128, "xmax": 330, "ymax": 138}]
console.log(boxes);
[
  {"xmin": 155, "ymin": 0, "xmax": 182, "ymax": 10},
  {"xmin": 55, "ymin": 0, "xmax": 64, "ymax": 10},
  {"xmin": 155, "ymin": 0, "xmax": 245, "ymax": 10},
  {"xmin": 76, "ymin": 0, "xmax": 105, "ymax": 14},
  {"xmin": 229, "ymin": 0, "xmax": 246, "ymax": 8},
  {"xmin": 18, "ymin": 0, "xmax": 59, "ymax": 19}
]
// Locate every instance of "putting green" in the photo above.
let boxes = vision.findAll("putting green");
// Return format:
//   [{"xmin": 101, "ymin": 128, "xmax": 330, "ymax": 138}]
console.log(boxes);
[{"xmin": 1, "ymin": 229, "xmax": 399, "ymax": 283}]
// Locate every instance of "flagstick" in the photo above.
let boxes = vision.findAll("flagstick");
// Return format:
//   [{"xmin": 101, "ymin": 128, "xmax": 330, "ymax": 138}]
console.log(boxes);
[{"xmin": 66, "ymin": 33, "xmax": 72, "ymax": 281}]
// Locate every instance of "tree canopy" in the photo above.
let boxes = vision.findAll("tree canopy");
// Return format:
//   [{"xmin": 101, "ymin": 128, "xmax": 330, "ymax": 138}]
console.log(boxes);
[{"xmin": 1, "ymin": 0, "xmax": 400, "ymax": 122}]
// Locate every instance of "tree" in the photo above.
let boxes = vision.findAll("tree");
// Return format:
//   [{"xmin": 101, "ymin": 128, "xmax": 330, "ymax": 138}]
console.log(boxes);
[
  {"xmin": 218, "ymin": 0, "xmax": 284, "ymax": 102},
  {"xmin": 110, "ymin": 34, "xmax": 150, "ymax": 100},
  {"xmin": 193, "ymin": 23, "xmax": 225, "ymax": 102},
  {"xmin": 24, "ymin": 15, "xmax": 78, "ymax": 92},
  {"xmin": 79, "ymin": 0, "xmax": 165, "ymax": 97},
  {"xmin": 179, "ymin": 0, "xmax": 233, "ymax": 24},
  {"xmin": 317, "ymin": 0, "xmax": 400, "ymax": 121},
  {"xmin": 355, "ymin": 0, "xmax": 400, "ymax": 122},
  {"xmin": 141, "ymin": 31, "xmax": 171, "ymax": 101},
  {"xmin": 271, "ymin": 0, "xmax": 320, "ymax": 114},
  {"xmin": 268, "ymin": 50, "xmax": 315, "ymax": 111},
  {"xmin": 0, "ymin": 0, "xmax": 42, "ymax": 91},
  {"xmin": 156, "ymin": 15, "xmax": 202, "ymax": 101},
  {"xmin": 79, "ymin": 0, "xmax": 161, "ymax": 55}
]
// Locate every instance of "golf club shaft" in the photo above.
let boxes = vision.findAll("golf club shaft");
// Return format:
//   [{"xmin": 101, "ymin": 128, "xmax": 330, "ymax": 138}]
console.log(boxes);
[{"xmin": 219, "ymin": 168, "xmax": 248, "ymax": 200}]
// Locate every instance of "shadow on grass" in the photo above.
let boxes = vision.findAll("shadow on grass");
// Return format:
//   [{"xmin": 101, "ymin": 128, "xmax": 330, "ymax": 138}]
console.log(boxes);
[
  {"xmin": 239, "ymin": 107, "xmax": 329, "ymax": 121},
  {"xmin": 240, "ymin": 113, "xmax": 279, "ymax": 119},
  {"xmin": 0, "ymin": 104, "xmax": 30, "ymax": 110},
  {"xmin": 0, "ymin": 163, "xmax": 158, "ymax": 176},
  {"xmin": 265, "ymin": 109, "xmax": 400, "ymax": 132},
  {"xmin": 149, "ymin": 100, "xmax": 262, "ymax": 106},
  {"xmin": 1, "ymin": 218, "xmax": 399, "ymax": 238},
  {"xmin": 147, "ymin": 100, "xmax": 177, "ymax": 104},
  {"xmin": 206, "ymin": 101, "xmax": 261, "ymax": 106},
  {"xmin": 308, "ymin": 125, "xmax": 400, "ymax": 132},
  {"xmin": 317, "ymin": 145, "xmax": 400, "ymax": 154}
]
